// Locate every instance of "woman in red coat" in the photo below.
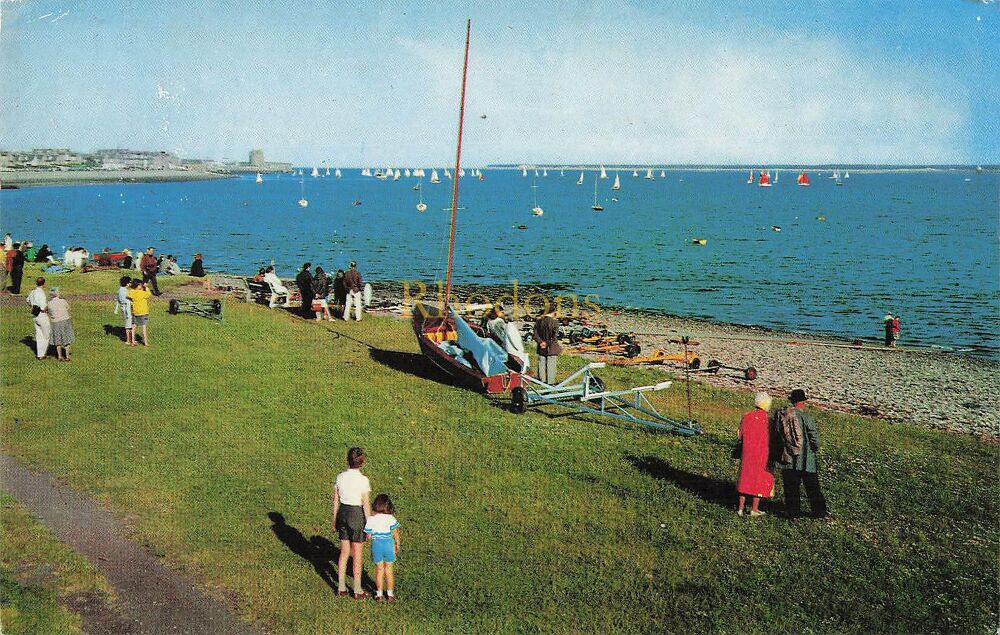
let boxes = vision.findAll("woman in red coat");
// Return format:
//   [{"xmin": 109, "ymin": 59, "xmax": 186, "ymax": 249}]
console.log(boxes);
[{"xmin": 737, "ymin": 392, "xmax": 775, "ymax": 517}]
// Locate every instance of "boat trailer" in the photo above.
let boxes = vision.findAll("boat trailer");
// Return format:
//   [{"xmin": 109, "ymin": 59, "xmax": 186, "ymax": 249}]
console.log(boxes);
[
  {"xmin": 168, "ymin": 298, "xmax": 223, "ymax": 322},
  {"xmin": 509, "ymin": 362, "xmax": 701, "ymax": 436}
]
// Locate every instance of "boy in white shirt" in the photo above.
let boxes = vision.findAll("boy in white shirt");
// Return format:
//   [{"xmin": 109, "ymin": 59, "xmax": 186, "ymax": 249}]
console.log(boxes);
[{"xmin": 332, "ymin": 447, "xmax": 372, "ymax": 598}]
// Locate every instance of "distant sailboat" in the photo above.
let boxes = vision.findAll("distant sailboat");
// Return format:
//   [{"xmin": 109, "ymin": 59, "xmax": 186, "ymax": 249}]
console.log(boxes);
[
  {"xmin": 458, "ymin": 168, "xmax": 465, "ymax": 177},
  {"xmin": 298, "ymin": 176, "xmax": 309, "ymax": 207},
  {"xmin": 844, "ymin": 170, "xmax": 850, "ymax": 179},
  {"xmin": 612, "ymin": 173, "xmax": 621, "ymax": 191},
  {"xmin": 797, "ymin": 171, "xmax": 810, "ymax": 186},
  {"xmin": 534, "ymin": 169, "xmax": 539, "ymax": 177},
  {"xmin": 394, "ymin": 169, "xmax": 401, "ymax": 181},
  {"xmin": 542, "ymin": 168, "xmax": 548, "ymax": 177},
  {"xmin": 758, "ymin": 170, "xmax": 772, "ymax": 187},
  {"xmin": 531, "ymin": 178, "xmax": 544, "ymax": 216},
  {"xmin": 632, "ymin": 169, "xmax": 639, "ymax": 177},
  {"xmin": 335, "ymin": 168, "xmax": 341, "ymax": 178},
  {"xmin": 659, "ymin": 169, "xmax": 665, "ymax": 178},
  {"xmin": 773, "ymin": 169, "xmax": 778, "ymax": 183},
  {"xmin": 312, "ymin": 166, "xmax": 319, "ymax": 177},
  {"xmin": 645, "ymin": 169, "xmax": 654, "ymax": 180},
  {"xmin": 522, "ymin": 166, "xmax": 528, "ymax": 177},
  {"xmin": 430, "ymin": 169, "xmax": 441, "ymax": 184},
  {"xmin": 747, "ymin": 170, "xmax": 754, "ymax": 184},
  {"xmin": 325, "ymin": 166, "xmax": 330, "ymax": 176},
  {"xmin": 416, "ymin": 178, "xmax": 427, "ymax": 212},
  {"xmin": 830, "ymin": 170, "xmax": 840, "ymax": 180},
  {"xmin": 361, "ymin": 168, "xmax": 371, "ymax": 177},
  {"xmin": 599, "ymin": 165, "xmax": 607, "ymax": 179},
  {"xmin": 255, "ymin": 172, "xmax": 263, "ymax": 184},
  {"xmin": 576, "ymin": 171, "xmax": 584, "ymax": 185},
  {"xmin": 592, "ymin": 176, "xmax": 604, "ymax": 211},
  {"xmin": 298, "ymin": 169, "xmax": 303, "ymax": 176},
  {"xmin": 560, "ymin": 169, "xmax": 564, "ymax": 177},
  {"xmin": 444, "ymin": 168, "xmax": 451, "ymax": 179}
]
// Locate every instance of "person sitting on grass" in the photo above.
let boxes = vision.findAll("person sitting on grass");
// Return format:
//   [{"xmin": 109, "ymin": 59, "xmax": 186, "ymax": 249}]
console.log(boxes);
[
  {"xmin": 115, "ymin": 276, "xmax": 135, "ymax": 346},
  {"xmin": 126, "ymin": 279, "xmax": 153, "ymax": 347},
  {"xmin": 364, "ymin": 493, "xmax": 401, "ymax": 602},
  {"xmin": 163, "ymin": 255, "xmax": 181, "ymax": 276},
  {"xmin": 736, "ymin": 391, "xmax": 774, "ymax": 517},
  {"xmin": 333, "ymin": 447, "xmax": 372, "ymax": 599}
]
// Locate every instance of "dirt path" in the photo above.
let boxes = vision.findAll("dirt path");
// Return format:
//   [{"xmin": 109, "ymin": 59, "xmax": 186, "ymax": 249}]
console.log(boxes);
[{"xmin": 0, "ymin": 454, "xmax": 258, "ymax": 635}]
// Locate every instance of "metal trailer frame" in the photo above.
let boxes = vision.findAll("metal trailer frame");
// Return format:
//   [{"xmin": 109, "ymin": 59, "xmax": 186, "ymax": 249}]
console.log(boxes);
[
  {"xmin": 167, "ymin": 298, "xmax": 224, "ymax": 322},
  {"xmin": 518, "ymin": 363, "xmax": 701, "ymax": 436}
]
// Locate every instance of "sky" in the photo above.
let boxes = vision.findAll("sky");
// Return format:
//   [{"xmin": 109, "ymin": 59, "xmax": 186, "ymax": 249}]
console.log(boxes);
[{"xmin": 1, "ymin": 0, "xmax": 997, "ymax": 166}]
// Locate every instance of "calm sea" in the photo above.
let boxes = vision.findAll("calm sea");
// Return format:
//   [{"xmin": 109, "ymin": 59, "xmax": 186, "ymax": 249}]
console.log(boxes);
[{"xmin": 2, "ymin": 168, "xmax": 997, "ymax": 357}]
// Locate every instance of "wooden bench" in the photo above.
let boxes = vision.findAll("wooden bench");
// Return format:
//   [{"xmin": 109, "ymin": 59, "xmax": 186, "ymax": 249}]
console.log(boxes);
[{"xmin": 247, "ymin": 279, "xmax": 301, "ymax": 308}]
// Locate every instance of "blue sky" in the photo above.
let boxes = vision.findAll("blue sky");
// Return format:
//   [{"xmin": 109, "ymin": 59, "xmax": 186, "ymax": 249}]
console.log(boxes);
[{"xmin": 1, "ymin": 0, "xmax": 996, "ymax": 165}]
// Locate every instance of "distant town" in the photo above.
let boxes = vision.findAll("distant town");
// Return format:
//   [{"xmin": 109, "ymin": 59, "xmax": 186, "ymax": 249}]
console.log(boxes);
[{"xmin": 0, "ymin": 148, "xmax": 291, "ymax": 174}]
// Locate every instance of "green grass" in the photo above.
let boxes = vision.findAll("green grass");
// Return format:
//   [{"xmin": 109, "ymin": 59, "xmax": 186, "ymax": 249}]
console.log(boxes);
[
  {"xmin": 0, "ymin": 493, "xmax": 116, "ymax": 635},
  {"xmin": 16, "ymin": 262, "xmax": 195, "ymax": 296},
  {"xmin": 1, "ymin": 270, "xmax": 997, "ymax": 633}
]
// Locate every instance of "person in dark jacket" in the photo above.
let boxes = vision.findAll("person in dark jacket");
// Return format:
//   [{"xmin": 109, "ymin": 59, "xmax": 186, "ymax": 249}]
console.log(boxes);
[
  {"xmin": 532, "ymin": 309, "xmax": 563, "ymax": 384},
  {"xmin": 311, "ymin": 266, "xmax": 333, "ymax": 321},
  {"xmin": 342, "ymin": 261, "xmax": 363, "ymax": 321},
  {"xmin": 140, "ymin": 247, "xmax": 161, "ymax": 296},
  {"xmin": 776, "ymin": 388, "xmax": 830, "ymax": 520},
  {"xmin": 333, "ymin": 270, "xmax": 347, "ymax": 315},
  {"xmin": 295, "ymin": 262, "xmax": 314, "ymax": 318},
  {"xmin": 189, "ymin": 253, "xmax": 205, "ymax": 277},
  {"xmin": 10, "ymin": 243, "xmax": 27, "ymax": 294},
  {"xmin": 34, "ymin": 244, "xmax": 54, "ymax": 263}
]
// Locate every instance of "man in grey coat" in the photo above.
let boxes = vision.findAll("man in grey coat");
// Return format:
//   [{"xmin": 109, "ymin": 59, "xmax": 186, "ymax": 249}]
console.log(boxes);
[{"xmin": 777, "ymin": 388, "xmax": 830, "ymax": 520}]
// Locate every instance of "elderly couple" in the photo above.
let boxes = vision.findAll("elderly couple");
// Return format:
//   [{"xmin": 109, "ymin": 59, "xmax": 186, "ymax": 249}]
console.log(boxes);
[
  {"xmin": 735, "ymin": 389, "xmax": 830, "ymax": 520},
  {"xmin": 26, "ymin": 277, "xmax": 75, "ymax": 361}
]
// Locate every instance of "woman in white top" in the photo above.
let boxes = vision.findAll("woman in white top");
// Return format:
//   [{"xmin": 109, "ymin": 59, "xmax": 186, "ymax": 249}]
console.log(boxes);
[{"xmin": 332, "ymin": 447, "xmax": 372, "ymax": 598}]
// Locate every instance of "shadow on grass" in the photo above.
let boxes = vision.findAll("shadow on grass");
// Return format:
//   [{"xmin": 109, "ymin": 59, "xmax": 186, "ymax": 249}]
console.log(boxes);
[
  {"xmin": 18, "ymin": 336, "xmax": 52, "ymax": 357},
  {"xmin": 625, "ymin": 454, "xmax": 739, "ymax": 509},
  {"xmin": 267, "ymin": 512, "xmax": 375, "ymax": 595},
  {"xmin": 102, "ymin": 324, "xmax": 128, "ymax": 342},
  {"xmin": 368, "ymin": 347, "xmax": 469, "ymax": 386}
]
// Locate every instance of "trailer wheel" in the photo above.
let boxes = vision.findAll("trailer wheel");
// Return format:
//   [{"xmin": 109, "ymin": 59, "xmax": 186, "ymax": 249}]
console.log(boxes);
[
  {"xmin": 168, "ymin": 299, "xmax": 180, "ymax": 315},
  {"xmin": 511, "ymin": 387, "xmax": 527, "ymax": 414},
  {"xmin": 689, "ymin": 357, "xmax": 701, "ymax": 369},
  {"xmin": 587, "ymin": 376, "xmax": 605, "ymax": 395},
  {"xmin": 211, "ymin": 299, "xmax": 223, "ymax": 315},
  {"xmin": 707, "ymin": 359, "xmax": 722, "ymax": 374},
  {"xmin": 744, "ymin": 367, "xmax": 758, "ymax": 381},
  {"xmin": 625, "ymin": 343, "xmax": 641, "ymax": 358}
]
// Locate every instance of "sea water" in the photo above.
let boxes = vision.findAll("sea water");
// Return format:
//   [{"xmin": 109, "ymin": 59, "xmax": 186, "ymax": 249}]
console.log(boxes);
[{"xmin": 1, "ymin": 169, "xmax": 997, "ymax": 357}]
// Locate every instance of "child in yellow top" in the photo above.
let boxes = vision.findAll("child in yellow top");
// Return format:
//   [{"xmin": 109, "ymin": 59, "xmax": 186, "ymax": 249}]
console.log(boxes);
[{"xmin": 126, "ymin": 280, "xmax": 153, "ymax": 346}]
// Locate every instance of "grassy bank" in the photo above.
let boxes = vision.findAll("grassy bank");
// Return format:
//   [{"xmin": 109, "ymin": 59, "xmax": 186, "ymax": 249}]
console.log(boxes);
[
  {"xmin": 0, "ymin": 493, "xmax": 117, "ymax": 635},
  {"xmin": 0, "ymin": 270, "xmax": 997, "ymax": 633}
]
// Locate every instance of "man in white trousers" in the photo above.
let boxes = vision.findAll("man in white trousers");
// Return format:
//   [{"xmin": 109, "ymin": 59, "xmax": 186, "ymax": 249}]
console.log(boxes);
[
  {"xmin": 342, "ymin": 261, "xmax": 363, "ymax": 321},
  {"xmin": 26, "ymin": 277, "xmax": 51, "ymax": 360}
]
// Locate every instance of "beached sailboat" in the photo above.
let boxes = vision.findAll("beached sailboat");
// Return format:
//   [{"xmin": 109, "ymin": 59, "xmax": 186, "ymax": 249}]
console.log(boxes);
[
  {"xmin": 797, "ymin": 171, "xmax": 810, "ymax": 186},
  {"xmin": 430, "ymin": 169, "xmax": 441, "ymax": 184},
  {"xmin": 612, "ymin": 173, "xmax": 621, "ymax": 191},
  {"xmin": 255, "ymin": 172, "xmax": 263, "ymax": 184},
  {"xmin": 600, "ymin": 165, "xmax": 607, "ymax": 179},
  {"xmin": 758, "ymin": 170, "xmax": 772, "ymax": 187},
  {"xmin": 592, "ymin": 176, "xmax": 604, "ymax": 212},
  {"xmin": 576, "ymin": 171, "xmax": 584, "ymax": 185},
  {"xmin": 531, "ymin": 178, "xmax": 543, "ymax": 216}
]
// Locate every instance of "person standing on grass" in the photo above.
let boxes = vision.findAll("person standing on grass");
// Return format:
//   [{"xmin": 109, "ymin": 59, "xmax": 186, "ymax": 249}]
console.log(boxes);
[
  {"xmin": 311, "ymin": 266, "xmax": 333, "ymax": 321},
  {"xmin": 127, "ymin": 279, "xmax": 153, "ymax": 347},
  {"xmin": 115, "ymin": 276, "xmax": 135, "ymax": 346},
  {"xmin": 342, "ymin": 261, "xmax": 363, "ymax": 321},
  {"xmin": 736, "ymin": 392, "xmax": 774, "ymax": 517},
  {"xmin": 10, "ymin": 243, "xmax": 27, "ymax": 294},
  {"xmin": 775, "ymin": 389, "xmax": 830, "ymax": 520},
  {"xmin": 532, "ymin": 309, "xmax": 563, "ymax": 385},
  {"xmin": 0, "ymin": 244, "xmax": 8, "ymax": 293},
  {"xmin": 333, "ymin": 270, "xmax": 347, "ymax": 316},
  {"xmin": 26, "ymin": 277, "xmax": 50, "ymax": 360},
  {"xmin": 364, "ymin": 494, "xmax": 401, "ymax": 602},
  {"xmin": 296, "ymin": 262, "xmax": 314, "ymax": 319},
  {"xmin": 140, "ymin": 247, "xmax": 162, "ymax": 296},
  {"xmin": 333, "ymin": 447, "xmax": 372, "ymax": 599},
  {"xmin": 47, "ymin": 288, "xmax": 75, "ymax": 362}
]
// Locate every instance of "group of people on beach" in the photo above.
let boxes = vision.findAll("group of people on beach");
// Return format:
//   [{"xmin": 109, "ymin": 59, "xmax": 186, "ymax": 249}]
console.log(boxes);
[
  {"xmin": 331, "ymin": 447, "xmax": 401, "ymax": 601},
  {"xmin": 735, "ymin": 389, "xmax": 830, "ymax": 520}
]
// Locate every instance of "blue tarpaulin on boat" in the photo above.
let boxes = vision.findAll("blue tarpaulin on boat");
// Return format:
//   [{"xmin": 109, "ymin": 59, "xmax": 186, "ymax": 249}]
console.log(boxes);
[{"xmin": 451, "ymin": 309, "xmax": 509, "ymax": 376}]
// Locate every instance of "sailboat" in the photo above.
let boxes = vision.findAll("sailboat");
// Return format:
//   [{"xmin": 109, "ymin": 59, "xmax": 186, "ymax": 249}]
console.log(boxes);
[
  {"xmin": 599, "ymin": 165, "xmax": 607, "ymax": 179},
  {"xmin": 255, "ymin": 172, "xmax": 263, "ymax": 184},
  {"xmin": 522, "ymin": 166, "xmax": 528, "ymax": 177},
  {"xmin": 844, "ymin": 170, "xmax": 850, "ymax": 179},
  {"xmin": 796, "ymin": 171, "xmax": 810, "ymax": 186},
  {"xmin": 632, "ymin": 169, "xmax": 638, "ymax": 177},
  {"xmin": 835, "ymin": 172, "xmax": 844, "ymax": 186},
  {"xmin": 325, "ymin": 166, "xmax": 330, "ymax": 176},
  {"xmin": 361, "ymin": 168, "xmax": 371, "ymax": 176},
  {"xmin": 404, "ymin": 168, "xmax": 411, "ymax": 177},
  {"xmin": 612, "ymin": 173, "xmax": 621, "ymax": 191},
  {"xmin": 773, "ymin": 169, "xmax": 778, "ymax": 183},
  {"xmin": 576, "ymin": 171, "xmax": 584, "ymax": 185},
  {"xmin": 298, "ymin": 175, "xmax": 309, "ymax": 207},
  {"xmin": 758, "ymin": 170, "xmax": 772, "ymax": 187},
  {"xmin": 531, "ymin": 178, "xmax": 543, "ymax": 216},
  {"xmin": 430, "ymin": 169, "xmax": 441, "ymax": 184},
  {"xmin": 458, "ymin": 168, "xmax": 465, "ymax": 177},
  {"xmin": 416, "ymin": 178, "xmax": 427, "ymax": 212},
  {"xmin": 830, "ymin": 170, "xmax": 840, "ymax": 180},
  {"xmin": 645, "ymin": 168, "xmax": 654, "ymax": 180},
  {"xmin": 542, "ymin": 168, "xmax": 547, "ymax": 177},
  {"xmin": 335, "ymin": 168, "xmax": 342, "ymax": 178},
  {"xmin": 660, "ymin": 170, "xmax": 665, "ymax": 178},
  {"xmin": 560, "ymin": 169, "xmax": 564, "ymax": 177},
  {"xmin": 298, "ymin": 169, "xmax": 303, "ymax": 176},
  {"xmin": 592, "ymin": 176, "xmax": 604, "ymax": 211},
  {"xmin": 394, "ymin": 169, "xmax": 401, "ymax": 181},
  {"xmin": 311, "ymin": 166, "xmax": 319, "ymax": 177},
  {"xmin": 534, "ymin": 169, "xmax": 539, "ymax": 177},
  {"xmin": 747, "ymin": 170, "xmax": 754, "ymax": 184}
]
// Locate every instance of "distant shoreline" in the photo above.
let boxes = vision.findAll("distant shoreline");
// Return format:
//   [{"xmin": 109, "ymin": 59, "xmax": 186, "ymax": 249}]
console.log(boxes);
[{"xmin": 0, "ymin": 169, "xmax": 233, "ymax": 188}]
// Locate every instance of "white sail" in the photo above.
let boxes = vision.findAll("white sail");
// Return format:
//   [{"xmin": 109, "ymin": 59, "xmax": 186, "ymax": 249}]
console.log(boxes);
[
  {"xmin": 325, "ymin": 167, "xmax": 330, "ymax": 176},
  {"xmin": 543, "ymin": 168, "xmax": 548, "ymax": 177},
  {"xmin": 335, "ymin": 168, "xmax": 341, "ymax": 178},
  {"xmin": 430, "ymin": 169, "xmax": 441, "ymax": 183},
  {"xmin": 522, "ymin": 167, "xmax": 528, "ymax": 177},
  {"xmin": 844, "ymin": 170, "xmax": 850, "ymax": 178},
  {"xmin": 645, "ymin": 169, "xmax": 654, "ymax": 179},
  {"xmin": 632, "ymin": 169, "xmax": 638, "ymax": 177},
  {"xmin": 660, "ymin": 170, "xmax": 665, "ymax": 178},
  {"xmin": 531, "ymin": 181, "xmax": 543, "ymax": 216},
  {"xmin": 612, "ymin": 173, "xmax": 620, "ymax": 191},
  {"xmin": 361, "ymin": 168, "xmax": 370, "ymax": 176},
  {"xmin": 534, "ymin": 169, "xmax": 539, "ymax": 177},
  {"xmin": 255, "ymin": 172, "xmax": 263, "ymax": 184},
  {"xmin": 577, "ymin": 171, "xmax": 584, "ymax": 185},
  {"xmin": 592, "ymin": 176, "xmax": 603, "ymax": 211},
  {"xmin": 444, "ymin": 168, "xmax": 451, "ymax": 178},
  {"xmin": 393, "ymin": 169, "xmax": 401, "ymax": 180},
  {"xmin": 458, "ymin": 168, "xmax": 465, "ymax": 177},
  {"xmin": 404, "ymin": 168, "xmax": 411, "ymax": 177},
  {"xmin": 311, "ymin": 167, "xmax": 319, "ymax": 177},
  {"xmin": 599, "ymin": 165, "xmax": 607, "ymax": 179}
]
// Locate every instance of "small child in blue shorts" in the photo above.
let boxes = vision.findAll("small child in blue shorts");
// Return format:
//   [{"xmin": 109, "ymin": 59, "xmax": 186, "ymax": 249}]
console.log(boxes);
[{"xmin": 363, "ymin": 493, "xmax": 401, "ymax": 601}]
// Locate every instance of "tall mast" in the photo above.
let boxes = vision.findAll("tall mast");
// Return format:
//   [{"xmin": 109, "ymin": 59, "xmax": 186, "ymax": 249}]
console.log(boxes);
[{"xmin": 443, "ymin": 19, "xmax": 471, "ymax": 314}]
